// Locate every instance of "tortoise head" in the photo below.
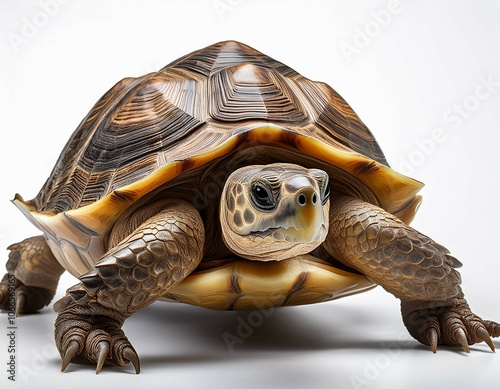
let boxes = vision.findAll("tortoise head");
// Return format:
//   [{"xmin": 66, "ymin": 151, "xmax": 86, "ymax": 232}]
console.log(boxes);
[{"xmin": 220, "ymin": 163, "xmax": 330, "ymax": 261}]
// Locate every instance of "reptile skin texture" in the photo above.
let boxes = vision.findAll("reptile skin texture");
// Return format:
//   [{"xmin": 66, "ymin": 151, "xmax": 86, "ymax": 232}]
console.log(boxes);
[
  {"xmin": 0, "ymin": 236, "xmax": 64, "ymax": 314},
  {"xmin": 52, "ymin": 200, "xmax": 204, "ymax": 372},
  {"xmin": 324, "ymin": 196, "xmax": 499, "ymax": 351}
]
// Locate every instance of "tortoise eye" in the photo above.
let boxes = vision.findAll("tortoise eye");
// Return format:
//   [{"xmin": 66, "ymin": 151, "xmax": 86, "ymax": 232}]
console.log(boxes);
[{"xmin": 251, "ymin": 184, "xmax": 275, "ymax": 210}]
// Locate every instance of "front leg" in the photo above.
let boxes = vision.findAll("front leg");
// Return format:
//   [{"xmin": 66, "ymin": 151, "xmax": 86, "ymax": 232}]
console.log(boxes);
[
  {"xmin": 323, "ymin": 196, "xmax": 500, "ymax": 352},
  {"xmin": 54, "ymin": 200, "xmax": 204, "ymax": 374}
]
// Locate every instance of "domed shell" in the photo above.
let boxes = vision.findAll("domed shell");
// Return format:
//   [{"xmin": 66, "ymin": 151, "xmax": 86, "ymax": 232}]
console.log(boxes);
[{"xmin": 14, "ymin": 40, "xmax": 423, "ymax": 277}]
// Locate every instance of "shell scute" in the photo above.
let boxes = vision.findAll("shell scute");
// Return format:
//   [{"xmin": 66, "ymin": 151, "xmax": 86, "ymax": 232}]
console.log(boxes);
[{"xmin": 209, "ymin": 63, "xmax": 307, "ymax": 123}]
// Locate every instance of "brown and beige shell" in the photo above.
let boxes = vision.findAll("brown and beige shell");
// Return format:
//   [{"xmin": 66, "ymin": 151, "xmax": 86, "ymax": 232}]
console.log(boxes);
[{"xmin": 14, "ymin": 41, "xmax": 423, "ymax": 306}]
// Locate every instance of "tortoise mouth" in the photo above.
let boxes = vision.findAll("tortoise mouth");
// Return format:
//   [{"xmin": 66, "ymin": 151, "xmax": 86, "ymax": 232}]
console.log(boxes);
[{"xmin": 252, "ymin": 224, "xmax": 327, "ymax": 244}]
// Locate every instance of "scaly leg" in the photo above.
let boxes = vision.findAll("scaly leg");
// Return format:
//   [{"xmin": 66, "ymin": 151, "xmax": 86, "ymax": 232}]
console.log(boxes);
[
  {"xmin": 0, "ymin": 236, "xmax": 65, "ymax": 314},
  {"xmin": 323, "ymin": 196, "xmax": 500, "ymax": 352},
  {"xmin": 54, "ymin": 200, "xmax": 204, "ymax": 373}
]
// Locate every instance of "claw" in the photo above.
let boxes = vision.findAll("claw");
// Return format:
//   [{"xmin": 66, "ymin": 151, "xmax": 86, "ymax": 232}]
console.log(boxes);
[
  {"xmin": 15, "ymin": 292, "xmax": 25, "ymax": 316},
  {"xmin": 484, "ymin": 320, "xmax": 500, "ymax": 338},
  {"xmin": 61, "ymin": 340, "xmax": 80, "ymax": 372},
  {"xmin": 95, "ymin": 341, "xmax": 110, "ymax": 374},
  {"xmin": 455, "ymin": 328, "xmax": 470, "ymax": 353},
  {"xmin": 123, "ymin": 347, "xmax": 140, "ymax": 374},
  {"xmin": 426, "ymin": 328, "xmax": 438, "ymax": 353},
  {"xmin": 477, "ymin": 327, "xmax": 495, "ymax": 352}
]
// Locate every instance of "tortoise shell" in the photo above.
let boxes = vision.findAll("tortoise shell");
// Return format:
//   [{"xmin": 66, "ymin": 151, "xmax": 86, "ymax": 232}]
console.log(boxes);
[{"xmin": 15, "ymin": 41, "xmax": 423, "ymax": 306}]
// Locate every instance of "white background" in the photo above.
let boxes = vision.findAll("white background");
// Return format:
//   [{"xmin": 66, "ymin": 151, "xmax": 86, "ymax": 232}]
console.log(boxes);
[{"xmin": 1, "ymin": 0, "xmax": 499, "ymax": 388}]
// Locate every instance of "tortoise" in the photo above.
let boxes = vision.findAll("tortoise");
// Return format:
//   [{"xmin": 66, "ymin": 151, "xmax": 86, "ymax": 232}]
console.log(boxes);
[{"xmin": 1, "ymin": 40, "xmax": 498, "ymax": 374}]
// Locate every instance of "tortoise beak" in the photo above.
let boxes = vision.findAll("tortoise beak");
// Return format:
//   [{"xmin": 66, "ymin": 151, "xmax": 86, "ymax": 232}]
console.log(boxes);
[{"xmin": 293, "ymin": 187, "xmax": 325, "ymax": 242}]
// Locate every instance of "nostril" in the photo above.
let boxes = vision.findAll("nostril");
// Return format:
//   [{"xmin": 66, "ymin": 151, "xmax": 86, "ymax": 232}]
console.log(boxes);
[
  {"xmin": 297, "ymin": 191, "xmax": 319, "ymax": 206},
  {"xmin": 298, "ymin": 194, "xmax": 307, "ymax": 206}
]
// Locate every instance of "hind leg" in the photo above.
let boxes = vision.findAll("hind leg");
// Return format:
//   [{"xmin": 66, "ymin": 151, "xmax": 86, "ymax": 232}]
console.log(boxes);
[{"xmin": 0, "ymin": 235, "xmax": 65, "ymax": 315}]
